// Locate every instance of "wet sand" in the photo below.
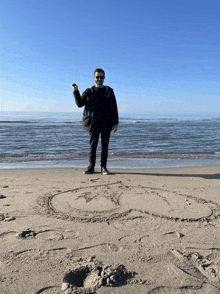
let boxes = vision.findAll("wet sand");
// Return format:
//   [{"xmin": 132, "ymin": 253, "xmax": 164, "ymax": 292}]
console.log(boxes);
[{"xmin": 0, "ymin": 166, "xmax": 220, "ymax": 294}]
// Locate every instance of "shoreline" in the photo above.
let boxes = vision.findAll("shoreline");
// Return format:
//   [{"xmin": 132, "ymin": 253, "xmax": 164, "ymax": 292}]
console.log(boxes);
[
  {"xmin": 1, "ymin": 157, "xmax": 220, "ymax": 170},
  {"xmin": 0, "ymin": 165, "xmax": 220, "ymax": 293},
  {"xmin": 0, "ymin": 163, "xmax": 220, "ymax": 171}
]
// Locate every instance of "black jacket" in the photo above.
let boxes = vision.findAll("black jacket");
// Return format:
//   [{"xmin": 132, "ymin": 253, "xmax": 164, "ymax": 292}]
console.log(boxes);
[{"xmin": 73, "ymin": 86, "xmax": 119, "ymax": 131}]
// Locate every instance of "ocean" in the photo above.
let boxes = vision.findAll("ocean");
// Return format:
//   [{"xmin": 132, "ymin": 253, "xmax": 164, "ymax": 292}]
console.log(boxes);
[{"xmin": 0, "ymin": 111, "xmax": 220, "ymax": 169}]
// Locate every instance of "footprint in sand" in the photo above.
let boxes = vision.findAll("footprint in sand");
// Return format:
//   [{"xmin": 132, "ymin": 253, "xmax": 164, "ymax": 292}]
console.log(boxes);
[{"xmin": 0, "ymin": 213, "xmax": 15, "ymax": 222}]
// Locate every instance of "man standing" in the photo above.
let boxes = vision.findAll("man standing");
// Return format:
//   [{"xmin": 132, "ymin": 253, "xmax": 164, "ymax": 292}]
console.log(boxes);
[{"xmin": 72, "ymin": 68, "xmax": 119, "ymax": 175}]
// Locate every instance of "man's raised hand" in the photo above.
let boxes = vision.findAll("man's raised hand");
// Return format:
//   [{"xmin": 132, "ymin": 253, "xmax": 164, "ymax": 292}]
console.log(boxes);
[{"xmin": 72, "ymin": 83, "xmax": 78, "ymax": 91}]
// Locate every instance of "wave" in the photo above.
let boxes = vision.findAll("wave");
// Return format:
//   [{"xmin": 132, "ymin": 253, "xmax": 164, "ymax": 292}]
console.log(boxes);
[
  {"xmin": 0, "ymin": 121, "xmax": 32, "ymax": 124},
  {"xmin": 1, "ymin": 151, "xmax": 220, "ymax": 164}
]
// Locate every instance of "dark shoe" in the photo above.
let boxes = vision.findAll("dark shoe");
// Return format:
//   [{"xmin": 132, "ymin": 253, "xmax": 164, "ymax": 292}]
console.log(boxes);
[
  {"xmin": 83, "ymin": 166, "xmax": 95, "ymax": 174},
  {"xmin": 101, "ymin": 167, "xmax": 110, "ymax": 175}
]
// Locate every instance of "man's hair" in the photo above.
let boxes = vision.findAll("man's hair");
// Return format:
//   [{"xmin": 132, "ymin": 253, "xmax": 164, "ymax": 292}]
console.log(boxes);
[{"xmin": 94, "ymin": 68, "xmax": 105, "ymax": 76}]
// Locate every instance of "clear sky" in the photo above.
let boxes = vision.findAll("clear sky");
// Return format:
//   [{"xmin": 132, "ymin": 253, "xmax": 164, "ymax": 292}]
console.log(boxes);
[{"xmin": 0, "ymin": 0, "xmax": 219, "ymax": 114}]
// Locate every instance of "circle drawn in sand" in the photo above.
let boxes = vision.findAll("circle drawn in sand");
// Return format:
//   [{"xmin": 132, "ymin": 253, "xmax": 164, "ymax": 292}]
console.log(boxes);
[{"xmin": 39, "ymin": 182, "xmax": 219, "ymax": 223}]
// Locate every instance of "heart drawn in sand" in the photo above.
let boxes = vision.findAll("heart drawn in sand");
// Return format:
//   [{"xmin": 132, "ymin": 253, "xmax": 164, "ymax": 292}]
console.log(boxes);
[{"xmin": 39, "ymin": 181, "xmax": 219, "ymax": 223}]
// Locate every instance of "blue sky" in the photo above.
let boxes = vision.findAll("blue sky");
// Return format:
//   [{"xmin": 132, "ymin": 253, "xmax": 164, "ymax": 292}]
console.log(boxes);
[{"xmin": 0, "ymin": 0, "xmax": 219, "ymax": 114}]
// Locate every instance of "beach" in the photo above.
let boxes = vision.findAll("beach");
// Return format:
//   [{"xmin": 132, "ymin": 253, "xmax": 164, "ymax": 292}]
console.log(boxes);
[{"xmin": 0, "ymin": 165, "xmax": 220, "ymax": 293}]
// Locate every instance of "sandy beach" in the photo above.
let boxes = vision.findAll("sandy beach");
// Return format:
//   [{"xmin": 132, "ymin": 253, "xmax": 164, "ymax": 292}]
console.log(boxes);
[{"xmin": 0, "ymin": 165, "xmax": 220, "ymax": 294}]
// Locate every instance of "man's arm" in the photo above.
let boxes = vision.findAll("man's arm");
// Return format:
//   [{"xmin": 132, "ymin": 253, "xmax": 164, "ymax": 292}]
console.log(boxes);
[
  {"xmin": 110, "ymin": 89, "xmax": 119, "ymax": 127},
  {"xmin": 72, "ymin": 84, "xmax": 90, "ymax": 108}
]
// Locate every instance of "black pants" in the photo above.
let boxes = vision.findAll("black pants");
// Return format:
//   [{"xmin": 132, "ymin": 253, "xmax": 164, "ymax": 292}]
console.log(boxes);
[{"xmin": 89, "ymin": 127, "xmax": 111, "ymax": 168}]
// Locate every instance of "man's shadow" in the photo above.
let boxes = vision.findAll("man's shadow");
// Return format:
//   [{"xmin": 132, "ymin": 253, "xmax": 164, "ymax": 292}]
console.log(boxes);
[{"xmin": 111, "ymin": 171, "xmax": 220, "ymax": 180}]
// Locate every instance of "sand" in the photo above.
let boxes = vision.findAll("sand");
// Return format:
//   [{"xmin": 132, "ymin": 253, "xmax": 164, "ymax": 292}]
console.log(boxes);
[{"xmin": 0, "ymin": 165, "xmax": 220, "ymax": 294}]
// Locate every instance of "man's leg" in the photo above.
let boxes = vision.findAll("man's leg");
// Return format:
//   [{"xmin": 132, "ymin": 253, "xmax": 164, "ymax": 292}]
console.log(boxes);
[
  {"xmin": 89, "ymin": 130, "xmax": 100, "ymax": 168},
  {"xmin": 100, "ymin": 128, "xmax": 111, "ymax": 168}
]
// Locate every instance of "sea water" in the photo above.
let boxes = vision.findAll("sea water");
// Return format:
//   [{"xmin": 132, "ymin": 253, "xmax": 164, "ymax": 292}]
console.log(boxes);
[{"xmin": 0, "ymin": 111, "xmax": 219, "ymax": 169}]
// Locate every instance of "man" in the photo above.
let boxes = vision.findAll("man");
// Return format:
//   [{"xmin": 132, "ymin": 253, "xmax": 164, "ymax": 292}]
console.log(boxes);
[{"xmin": 72, "ymin": 68, "xmax": 119, "ymax": 175}]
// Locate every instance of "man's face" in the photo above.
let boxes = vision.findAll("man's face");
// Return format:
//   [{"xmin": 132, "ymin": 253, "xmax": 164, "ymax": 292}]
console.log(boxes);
[{"xmin": 94, "ymin": 72, "xmax": 105, "ymax": 87}]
